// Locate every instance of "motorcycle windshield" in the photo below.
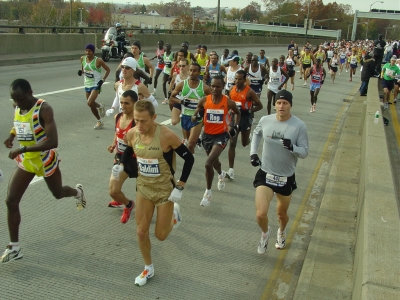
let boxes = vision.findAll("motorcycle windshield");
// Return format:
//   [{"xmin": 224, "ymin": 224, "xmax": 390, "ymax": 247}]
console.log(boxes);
[{"xmin": 104, "ymin": 27, "xmax": 117, "ymax": 40}]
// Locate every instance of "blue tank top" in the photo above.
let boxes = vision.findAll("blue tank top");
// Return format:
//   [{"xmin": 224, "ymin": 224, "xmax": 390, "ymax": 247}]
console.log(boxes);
[{"xmin": 258, "ymin": 57, "xmax": 267, "ymax": 66}]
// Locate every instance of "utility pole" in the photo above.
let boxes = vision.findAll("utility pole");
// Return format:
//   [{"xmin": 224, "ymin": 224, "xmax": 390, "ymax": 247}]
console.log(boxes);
[
  {"xmin": 216, "ymin": 0, "xmax": 220, "ymax": 33},
  {"xmin": 305, "ymin": 0, "xmax": 310, "ymax": 40},
  {"xmin": 70, "ymin": 0, "xmax": 72, "ymax": 33}
]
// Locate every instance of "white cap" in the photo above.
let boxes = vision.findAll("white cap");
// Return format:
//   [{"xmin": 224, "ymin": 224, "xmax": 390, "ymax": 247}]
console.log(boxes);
[{"xmin": 121, "ymin": 57, "xmax": 137, "ymax": 70}]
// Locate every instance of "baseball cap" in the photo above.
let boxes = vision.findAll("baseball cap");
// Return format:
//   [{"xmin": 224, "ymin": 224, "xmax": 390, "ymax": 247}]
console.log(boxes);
[
  {"xmin": 226, "ymin": 55, "xmax": 239, "ymax": 62},
  {"xmin": 121, "ymin": 57, "xmax": 137, "ymax": 70},
  {"xmin": 390, "ymin": 56, "xmax": 397, "ymax": 61},
  {"xmin": 275, "ymin": 90, "xmax": 293, "ymax": 106}
]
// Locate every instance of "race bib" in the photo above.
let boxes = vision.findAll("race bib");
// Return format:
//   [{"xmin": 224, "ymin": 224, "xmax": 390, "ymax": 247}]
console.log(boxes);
[
  {"xmin": 206, "ymin": 109, "xmax": 224, "ymax": 124},
  {"xmin": 117, "ymin": 138, "xmax": 127, "ymax": 153},
  {"xmin": 265, "ymin": 172, "xmax": 287, "ymax": 187},
  {"xmin": 385, "ymin": 69, "xmax": 394, "ymax": 76},
  {"xmin": 14, "ymin": 121, "xmax": 34, "ymax": 141},
  {"xmin": 137, "ymin": 157, "xmax": 161, "ymax": 177},
  {"xmin": 312, "ymin": 75, "xmax": 321, "ymax": 81},
  {"xmin": 85, "ymin": 70, "xmax": 94, "ymax": 78},
  {"xmin": 270, "ymin": 77, "xmax": 280, "ymax": 83},
  {"xmin": 235, "ymin": 102, "xmax": 242, "ymax": 109}
]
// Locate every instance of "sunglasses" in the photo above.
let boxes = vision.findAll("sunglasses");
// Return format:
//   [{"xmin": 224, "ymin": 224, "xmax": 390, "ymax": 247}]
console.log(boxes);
[
  {"xmin": 178, "ymin": 65, "xmax": 187, "ymax": 67},
  {"xmin": 121, "ymin": 66, "xmax": 132, "ymax": 70}
]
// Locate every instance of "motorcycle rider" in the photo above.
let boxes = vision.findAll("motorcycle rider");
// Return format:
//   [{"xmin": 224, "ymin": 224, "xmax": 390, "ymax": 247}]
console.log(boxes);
[{"xmin": 115, "ymin": 23, "xmax": 126, "ymax": 57}]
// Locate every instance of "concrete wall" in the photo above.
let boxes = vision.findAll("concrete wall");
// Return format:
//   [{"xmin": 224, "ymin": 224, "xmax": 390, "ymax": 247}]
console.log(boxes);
[
  {"xmin": 352, "ymin": 78, "xmax": 400, "ymax": 299},
  {"xmin": 1, "ymin": 33, "xmax": 97, "ymax": 55},
  {"xmin": 1, "ymin": 33, "xmax": 324, "ymax": 56}
]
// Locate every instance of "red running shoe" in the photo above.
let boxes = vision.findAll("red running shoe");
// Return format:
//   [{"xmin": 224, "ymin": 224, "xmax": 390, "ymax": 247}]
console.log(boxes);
[
  {"xmin": 121, "ymin": 201, "xmax": 135, "ymax": 224},
  {"xmin": 108, "ymin": 200, "xmax": 124, "ymax": 208}
]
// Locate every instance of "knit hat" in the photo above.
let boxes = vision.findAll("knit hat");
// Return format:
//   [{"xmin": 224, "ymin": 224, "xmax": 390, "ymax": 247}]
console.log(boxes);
[
  {"xmin": 275, "ymin": 90, "xmax": 293, "ymax": 106},
  {"xmin": 85, "ymin": 44, "xmax": 95, "ymax": 53}
]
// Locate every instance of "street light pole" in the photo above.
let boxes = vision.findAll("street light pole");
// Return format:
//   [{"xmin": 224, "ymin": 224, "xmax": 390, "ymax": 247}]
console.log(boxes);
[
  {"xmin": 305, "ymin": 0, "xmax": 310, "ymax": 40},
  {"xmin": 366, "ymin": 1, "xmax": 384, "ymax": 39},
  {"xmin": 79, "ymin": 8, "xmax": 83, "ymax": 24},
  {"xmin": 192, "ymin": 10, "xmax": 196, "ymax": 31},
  {"xmin": 70, "ymin": 0, "xmax": 72, "ymax": 33},
  {"xmin": 216, "ymin": 0, "xmax": 220, "ymax": 33}
]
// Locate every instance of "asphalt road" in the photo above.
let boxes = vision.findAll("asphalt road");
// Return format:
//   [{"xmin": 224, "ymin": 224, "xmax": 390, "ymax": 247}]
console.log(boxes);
[{"xmin": 0, "ymin": 46, "xmax": 359, "ymax": 299}]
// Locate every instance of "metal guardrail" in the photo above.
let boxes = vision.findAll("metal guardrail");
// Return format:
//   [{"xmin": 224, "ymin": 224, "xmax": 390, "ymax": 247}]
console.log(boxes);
[{"xmin": 0, "ymin": 24, "xmax": 297, "ymax": 37}]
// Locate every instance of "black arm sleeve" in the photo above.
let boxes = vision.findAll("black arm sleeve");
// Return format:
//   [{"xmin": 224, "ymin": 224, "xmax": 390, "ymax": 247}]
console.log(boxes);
[
  {"xmin": 174, "ymin": 143, "xmax": 194, "ymax": 183},
  {"xmin": 120, "ymin": 146, "xmax": 138, "ymax": 178}
]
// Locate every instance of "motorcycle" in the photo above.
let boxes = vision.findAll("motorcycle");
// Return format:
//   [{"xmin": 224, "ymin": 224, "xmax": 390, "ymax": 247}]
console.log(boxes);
[{"xmin": 101, "ymin": 27, "xmax": 130, "ymax": 62}]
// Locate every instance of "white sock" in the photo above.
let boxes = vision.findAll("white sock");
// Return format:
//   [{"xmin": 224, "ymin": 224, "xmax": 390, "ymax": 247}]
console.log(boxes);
[
  {"xmin": 206, "ymin": 189, "xmax": 211, "ymax": 194},
  {"xmin": 9, "ymin": 242, "xmax": 20, "ymax": 250},
  {"xmin": 75, "ymin": 188, "xmax": 82, "ymax": 198},
  {"xmin": 145, "ymin": 264, "xmax": 154, "ymax": 271}
]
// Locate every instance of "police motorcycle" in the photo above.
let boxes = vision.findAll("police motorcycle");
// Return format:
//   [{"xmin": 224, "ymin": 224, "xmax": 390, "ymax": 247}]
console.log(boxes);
[{"xmin": 101, "ymin": 25, "xmax": 130, "ymax": 62}]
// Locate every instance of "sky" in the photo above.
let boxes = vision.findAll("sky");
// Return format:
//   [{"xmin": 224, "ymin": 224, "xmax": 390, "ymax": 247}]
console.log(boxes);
[{"xmin": 98, "ymin": 0, "xmax": 400, "ymax": 13}]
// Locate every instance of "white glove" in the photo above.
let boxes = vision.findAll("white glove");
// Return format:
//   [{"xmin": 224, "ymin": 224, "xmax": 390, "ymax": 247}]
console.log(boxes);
[
  {"xmin": 0, "ymin": 169, "xmax": 4, "ymax": 183},
  {"xmin": 106, "ymin": 108, "xmax": 114, "ymax": 117},
  {"xmin": 168, "ymin": 187, "xmax": 182, "ymax": 203}
]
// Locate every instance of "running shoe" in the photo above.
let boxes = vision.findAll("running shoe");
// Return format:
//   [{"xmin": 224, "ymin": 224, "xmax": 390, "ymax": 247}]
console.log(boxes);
[
  {"xmin": 121, "ymin": 201, "xmax": 135, "ymax": 224},
  {"xmin": 226, "ymin": 168, "xmax": 234, "ymax": 180},
  {"xmin": 108, "ymin": 200, "xmax": 124, "ymax": 208},
  {"xmin": 162, "ymin": 98, "xmax": 168, "ymax": 105},
  {"xmin": 346, "ymin": 69, "xmax": 348, "ymax": 72},
  {"xmin": 196, "ymin": 137, "xmax": 202, "ymax": 151},
  {"xmin": 173, "ymin": 203, "xmax": 181, "ymax": 229},
  {"xmin": 313, "ymin": 104, "xmax": 316, "ymax": 112},
  {"xmin": 384, "ymin": 103, "xmax": 388, "ymax": 110},
  {"xmin": 98, "ymin": 103, "xmax": 105, "ymax": 118},
  {"xmin": 75, "ymin": 184, "xmax": 86, "ymax": 210},
  {"xmin": 310, "ymin": 106, "xmax": 314, "ymax": 113},
  {"xmin": 257, "ymin": 226, "xmax": 272, "ymax": 254},
  {"xmin": 200, "ymin": 190, "xmax": 212, "ymax": 206},
  {"xmin": 135, "ymin": 268, "xmax": 154, "ymax": 287},
  {"xmin": 303, "ymin": 82, "xmax": 306, "ymax": 86},
  {"xmin": 152, "ymin": 90, "xmax": 157, "ymax": 97},
  {"xmin": 1, "ymin": 245, "xmax": 23, "ymax": 263},
  {"xmin": 217, "ymin": 171, "xmax": 226, "ymax": 191},
  {"xmin": 275, "ymin": 229, "xmax": 286, "ymax": 249},
  {"xmin": 94, "ymin": 120, "xmax": 104, "ymax": 130}
]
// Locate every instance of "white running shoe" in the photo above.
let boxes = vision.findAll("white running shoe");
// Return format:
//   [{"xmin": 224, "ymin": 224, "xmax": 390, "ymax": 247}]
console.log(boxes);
[
  {"xmin": 200, "ymin": 190, "xmax": 212, "ymax": 206},
  {"xmin": 275, "ymin": 229, "xmax": 286, "ymax": 249},
  {"xmin": 257, "ymin": 226, "xmax": 272, "ymax": 254},
  {"xmin": 226, "ymin": 168, "xmax": 234, "ymax": 180},
  {"xmin": 135, "ymin": 268, "xmax": 154, "ymax": 286},
  {"xmin": 1, "ymin": 245, "xmax": 23, "ymax": 263},
  {"xmin": 152, "ymin": 90, "xmax": 157, "ymax": 97},
  {"xmin": 162, "ymin": 98, "xmax": 168, "ymax": 105},
  {"xmin": 217, "ymin": 171, "xmax": 226, "ymax": 190},
  {"xmin": 98, "ymin": 103, "xmax": 105, "ymax": 118},
  {"xmin": 93, "ymin": 120, "xmax": 104, "ymax": 130},
  {"xmin": 173, "ymin": 203, "xmax": 181, "ymax": 229},
  {"xmin": 303, "ymin": 82, "xmax": 307, "ymax": 86},
  {"xmin": 75, "ymin": 184, "xmax": 86, "ymax": 210}
]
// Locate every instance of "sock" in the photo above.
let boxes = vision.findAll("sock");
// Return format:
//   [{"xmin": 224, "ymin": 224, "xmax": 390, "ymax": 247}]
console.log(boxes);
[
  {"xmin": 278, "ymin": 228, "xmax": 285, "ymax": 234},
  {"xmin": 145, "ymin": 264, "xmax": 154, "ymax": 271},
  {"xmin": 75, "ymin": 188, "xmax": 81, "ymax": 198},
  {"xmin": 9, "ymin": 242, "xmax": 20, "ymax": 250},
  {"xmin": 206, "ymin": 189, "xmax": 211, "ymax": 194},
  {"xmin": 126, "ymin": 201, "xmax": 133, "ymax": 208}
]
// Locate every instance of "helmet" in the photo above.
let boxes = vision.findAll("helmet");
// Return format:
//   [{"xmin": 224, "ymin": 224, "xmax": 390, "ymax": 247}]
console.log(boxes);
[{"xmin": 116, "ymin": 23, "xmax": 121, "ymax": 28}]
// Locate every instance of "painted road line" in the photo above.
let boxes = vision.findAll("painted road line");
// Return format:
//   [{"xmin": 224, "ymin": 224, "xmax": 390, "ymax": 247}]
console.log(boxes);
[
  {"xmin": 260, "ymin": 86, "xmax": 358, "ymax": 300},
  {"xmin": 29, "ymin": 176, "xmax": 43, "ymax": 186},
  {"xmin": 9, "ymin": 83, "xmax": 110, "ymax": 101}
]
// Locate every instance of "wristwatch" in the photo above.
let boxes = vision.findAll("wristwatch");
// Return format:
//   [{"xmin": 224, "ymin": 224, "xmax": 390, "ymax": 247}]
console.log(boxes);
[
  {"xmin": 20, "ymin": 146, "xmax": 27, "ymax": 153},
  {"xmin": 175, "ymin": 185, "xmax": 184, "ymax": 191}
]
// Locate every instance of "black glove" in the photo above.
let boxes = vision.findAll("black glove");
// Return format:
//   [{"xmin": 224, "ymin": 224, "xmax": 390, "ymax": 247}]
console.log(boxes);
[
  {"xmin": 250, "ymin": 154, "xmax": 260, "ymax": 167},
  {"xmin": 321, "ymin": 79, "xmax": 324, "ymax": 85},
  {"xmin": 97, "ymin": 80, "xmax": 104, "ymax": 88},
  {"xmin": 229, "ymin": 125, "xmax": 238, "ymax": 137},
  {"xmin": 281, "ymin": 138, "xmax": 293, "ymax": 151},
  {"xmin": 149, "ymin": 78, "xmax": 153, "ymax": 85},
  {"xmin": 168, "ymin": 91, "xmax": 172, "ymax": 99},
  {"xmin": 181, "ymin": 98, "xmax": 191, "ymax": 107},
  {"xmin": 78, "ymin": 70, "xmax": 83, "ymax": 76}
]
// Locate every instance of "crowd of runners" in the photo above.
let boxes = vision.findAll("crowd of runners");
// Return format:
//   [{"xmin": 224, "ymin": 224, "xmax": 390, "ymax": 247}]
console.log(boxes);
[{"xmin": 2, "ymin": 29, "xmax": 400, "ymax": 288}]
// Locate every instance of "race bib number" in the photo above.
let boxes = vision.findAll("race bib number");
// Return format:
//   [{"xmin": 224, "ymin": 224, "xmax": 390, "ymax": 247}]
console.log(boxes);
[
  {"xmin": 85, "ymin": 70, "xmax": 94, "ymax": 78},
  {"xmin": 234, "ymin": 102, "xmax": 242, "ymax": 109},
  {"xmin": 265, "ymin": 172, "xmax": 287, "ymax": 187},
  {"xmin": 165, "ymin": 61, "xmax": 172, "ymax": 68},
  {"xmin": 14, "ymin": 121, "xmax": 34, "ymax": 141},
  {"xmin": 137, "ymin": 157, "xmax": 161, "ymax": 177},
  {"xmin": 201, "ymin": 65, "xmax": 206, "ymax": 73},
  {"xmin": 117, "ymin": 138, "xmax": 127, "ymax": 153},
  {"xmin": 206, "ymin": 109, "xmax": 224, "ymax": 124},
  {"xmin": 270, "ymin": 76, "xmax": 280, "ymax": 83},
  {"xmin": 385, "ymin": 69, "xmax": 394, "ymax": 77},
  {"xmin": 351, "ymin": 58, "xmax": 357, "ymax": 64},
  {"xmin": 312, "ymin": 75, "xmax": 321, "ymax": 81}
]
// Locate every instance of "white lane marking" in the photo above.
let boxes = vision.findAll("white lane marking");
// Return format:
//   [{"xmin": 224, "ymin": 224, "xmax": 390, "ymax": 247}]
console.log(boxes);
[
  {"xmin": 160, "ymin": 119, "xmax": 171, "ymax": 125},
  {"xmin": 29, "ymin": 176, "xmax": 43, "ymax": 186},
  {"xmin": 9, "ymin": 83, "xmax": 110, "ymax": 100}
]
